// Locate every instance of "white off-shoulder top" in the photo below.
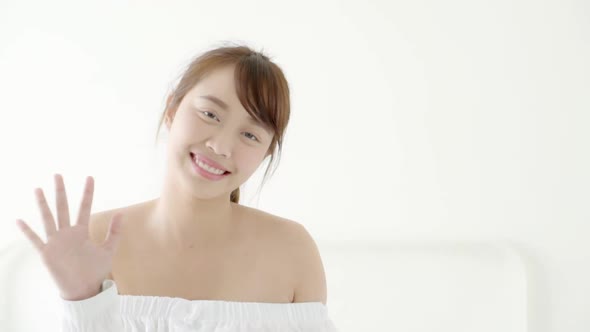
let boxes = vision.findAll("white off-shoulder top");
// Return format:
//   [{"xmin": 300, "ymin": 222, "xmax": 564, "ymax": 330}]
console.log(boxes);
[{"xmin": 60, "ymin": 279, "xmax": 339, "ymax": 331}]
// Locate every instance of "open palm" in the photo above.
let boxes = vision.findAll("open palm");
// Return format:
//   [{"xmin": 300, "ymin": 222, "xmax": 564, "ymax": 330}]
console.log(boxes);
[{"xmin": 16, "ymin": 174, "xmax": 123, "ymax": 301}]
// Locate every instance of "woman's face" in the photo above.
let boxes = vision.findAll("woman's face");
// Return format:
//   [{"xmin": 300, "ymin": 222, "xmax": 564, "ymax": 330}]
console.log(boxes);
[{"xmin": 164, "ymin": 64, "xmax": 274, "ymax": 199}]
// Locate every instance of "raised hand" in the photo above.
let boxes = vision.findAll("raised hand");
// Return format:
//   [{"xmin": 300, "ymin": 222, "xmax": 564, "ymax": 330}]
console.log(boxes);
[{"xmin": 16, "ymin": 174, "xmax": 123, "ymax": 301}]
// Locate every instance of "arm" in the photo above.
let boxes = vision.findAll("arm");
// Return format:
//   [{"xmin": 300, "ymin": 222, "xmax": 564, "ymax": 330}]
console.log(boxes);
[{"xmin": 290, "ymin": 223, "xmax": 328, "ymax": 305}]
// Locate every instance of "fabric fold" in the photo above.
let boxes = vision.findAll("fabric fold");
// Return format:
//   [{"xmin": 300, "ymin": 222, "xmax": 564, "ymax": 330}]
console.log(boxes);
[
  {"xmin": 60, "ymin": 279, "xmax": 339, "ymax": 331},
  {"xmin": 60, "ymin": 279, "xmax": 124, "ymax": 331}
]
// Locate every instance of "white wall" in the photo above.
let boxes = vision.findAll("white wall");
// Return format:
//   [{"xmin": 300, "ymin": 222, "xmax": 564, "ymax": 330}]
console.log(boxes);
[{"xmin": 0, "ymin": 0, "xmax": 587, "ymax": 331}]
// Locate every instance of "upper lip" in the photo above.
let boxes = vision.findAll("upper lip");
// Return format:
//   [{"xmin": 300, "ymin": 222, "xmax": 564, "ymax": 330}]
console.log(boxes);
[{"xmin": 191, "ymin": 152, "xmax": 231, "ymax": 173}]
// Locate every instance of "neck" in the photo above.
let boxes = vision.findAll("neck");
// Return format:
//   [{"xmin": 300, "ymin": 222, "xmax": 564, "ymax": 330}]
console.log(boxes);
[{"xmin": 147, "ymin": 174, "xmax": 237, "ymax": 251}]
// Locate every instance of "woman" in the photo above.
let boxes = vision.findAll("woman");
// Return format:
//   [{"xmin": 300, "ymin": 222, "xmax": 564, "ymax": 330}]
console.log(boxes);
[{"xmin": 16, "ymin": 44, "xmax": 338, "ymax": 331}]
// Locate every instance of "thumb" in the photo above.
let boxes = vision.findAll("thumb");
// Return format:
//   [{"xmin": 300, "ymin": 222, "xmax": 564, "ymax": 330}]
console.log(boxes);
[{"xmin": 102, "ymin": 213, "xmax": 123, "ymax": 253}]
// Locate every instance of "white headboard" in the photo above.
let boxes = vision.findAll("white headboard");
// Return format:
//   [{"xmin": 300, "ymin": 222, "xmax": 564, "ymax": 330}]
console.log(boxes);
[
  {"xmin": 0, "ymin": 239, "xmax": 528, "ymax": 331},
  {"xmin": 321, "ymin": 240, "xmax": 528, "ymax": 332}
]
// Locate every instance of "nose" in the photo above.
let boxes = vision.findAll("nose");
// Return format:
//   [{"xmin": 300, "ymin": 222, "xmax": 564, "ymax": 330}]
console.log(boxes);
[{"xmin": 205, "ymin": 132, "xmax": 233, "ymax": 158}]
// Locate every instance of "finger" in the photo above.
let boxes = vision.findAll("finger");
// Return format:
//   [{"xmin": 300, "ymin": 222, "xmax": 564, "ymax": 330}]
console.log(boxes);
[
  {"xmin": 16, "ymin": 219, "xmax": 45, "ymax": 253},
  {"xmin": 35, "ymin": 188, "xmax": 57, "ymax": 238},
  {"xmin": 102, "ymin": 213, "xmax": 122, "ymax": 253},
  {"xmin": 55, "ymin": 174, "xmax": 71, "ymax": 230},
  {"xmin": 76, "ymin": 176, "xmax": 94, "ymax": 226}
]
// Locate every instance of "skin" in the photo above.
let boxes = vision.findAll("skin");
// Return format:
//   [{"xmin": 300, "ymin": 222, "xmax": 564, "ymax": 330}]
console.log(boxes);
[
  {"xmin": 149, "ymin": 63, "xmax": 275, "ymax": 251},
  {"xmin": 17, "ymin": 63, "xmax": 327, "ymax": 304}
]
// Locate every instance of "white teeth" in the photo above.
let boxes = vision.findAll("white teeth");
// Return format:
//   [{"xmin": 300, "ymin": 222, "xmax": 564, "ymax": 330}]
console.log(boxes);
[{"xmin": 193, "ymin": 157, "xmax": 225, "ymax": 175}]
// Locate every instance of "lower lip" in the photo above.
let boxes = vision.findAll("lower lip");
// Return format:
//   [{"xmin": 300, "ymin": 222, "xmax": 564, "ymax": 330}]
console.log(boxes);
[{"xmin": 190, "ymin": 153, "xmax": 230, "ymax": 181}]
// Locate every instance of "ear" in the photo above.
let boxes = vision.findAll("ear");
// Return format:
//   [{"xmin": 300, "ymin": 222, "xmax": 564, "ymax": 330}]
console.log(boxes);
[
  {"xmin": 166, "ymin": 93, "xmax": 174, "ymax": 107},
  {"xmin": 164, "ymin": 94, "xmax": 176, "ymax": 129},
  {"xmin": 164, "ymin": 110, "xmax": 173, "ymax": 130}
]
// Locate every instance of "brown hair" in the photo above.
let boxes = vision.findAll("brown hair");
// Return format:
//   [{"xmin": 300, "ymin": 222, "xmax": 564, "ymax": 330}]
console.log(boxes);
[{"xmin": 155, "ymin": 42, "xmax": 291, "ymax": 203}]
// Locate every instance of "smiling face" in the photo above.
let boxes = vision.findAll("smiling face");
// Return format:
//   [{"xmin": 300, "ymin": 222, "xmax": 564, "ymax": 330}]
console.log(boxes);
[{"xmin": 164, "ymin": 64, "xmax": 275, "ymax": 199}]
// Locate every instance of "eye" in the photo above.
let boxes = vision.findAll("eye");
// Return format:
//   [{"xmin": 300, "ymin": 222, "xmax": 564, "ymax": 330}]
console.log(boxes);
[
  {"xmin": 244, "ymin": 132, "xmax": 260, "ymax": 142},
  {"xmin": 201, "ymin": 111, "xmax": 219, "ymax": 121},
  {"xmin": 200, "ymin": 110, "xmax": 259, "ymax": 142}
]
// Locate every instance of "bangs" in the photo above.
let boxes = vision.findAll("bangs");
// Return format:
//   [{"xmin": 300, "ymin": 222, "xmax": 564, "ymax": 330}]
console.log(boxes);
[{"xmin": 233, "ymin": 54, "xmax": 289, "ymax": 138}]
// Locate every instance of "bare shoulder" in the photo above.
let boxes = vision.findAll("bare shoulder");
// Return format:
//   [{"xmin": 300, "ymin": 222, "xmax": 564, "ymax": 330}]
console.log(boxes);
[
  {"xmin": 239, "ymin": 205, "xmax": 327, "ymax": 304},
  {"xmin": 238, "ymin": 205, "xmax": 317, "ymax": 248},
  {"xmin": 283, "ymin": 219, "xmax": 327, "ymax": 305},
  {"xmin": 88, "ymin": 201, "xmax": 147, "ymax": 280},
  {"xmin": 88, "ymin": 200, "xmax": 151, "ymax": 241},
  {"xmin": 236, "ymin": 205, "xmax": 304, "ymax": 242},
  {"xmin": 88, "ymin": 206, "xmax": 128, "ymax": 242},
  {"xmin": 88, "ymin": 210, "xmax": 117, "ymax": 280}
]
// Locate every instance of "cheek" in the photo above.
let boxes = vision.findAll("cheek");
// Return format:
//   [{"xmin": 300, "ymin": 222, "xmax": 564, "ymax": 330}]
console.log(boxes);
[
  {"xmin": 235, "ymin": 150, "xmax": 268, "ymax": 173},
  {"xmin": 175, "ymin": 121, "xmax": 208, "ymax": 141}
]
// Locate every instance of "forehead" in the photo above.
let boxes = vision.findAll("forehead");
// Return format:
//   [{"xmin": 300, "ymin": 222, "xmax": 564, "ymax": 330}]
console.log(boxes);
[
  {"xmin": 187, "ymin": 65, "xmax": 240, "ymax": 108},
  {"xmin": 197, "ymin": 65, "xmax": 237, "ymax": 92}
]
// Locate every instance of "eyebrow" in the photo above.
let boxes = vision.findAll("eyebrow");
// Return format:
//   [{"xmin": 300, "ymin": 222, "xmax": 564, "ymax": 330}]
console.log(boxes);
[
  {"xmin": 199, "ymin": 94, "xmax": 272, "ymax": 133},
  {"xmin": 200, "ymin": 95, "xmax": 229, "ymax": 111}
]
